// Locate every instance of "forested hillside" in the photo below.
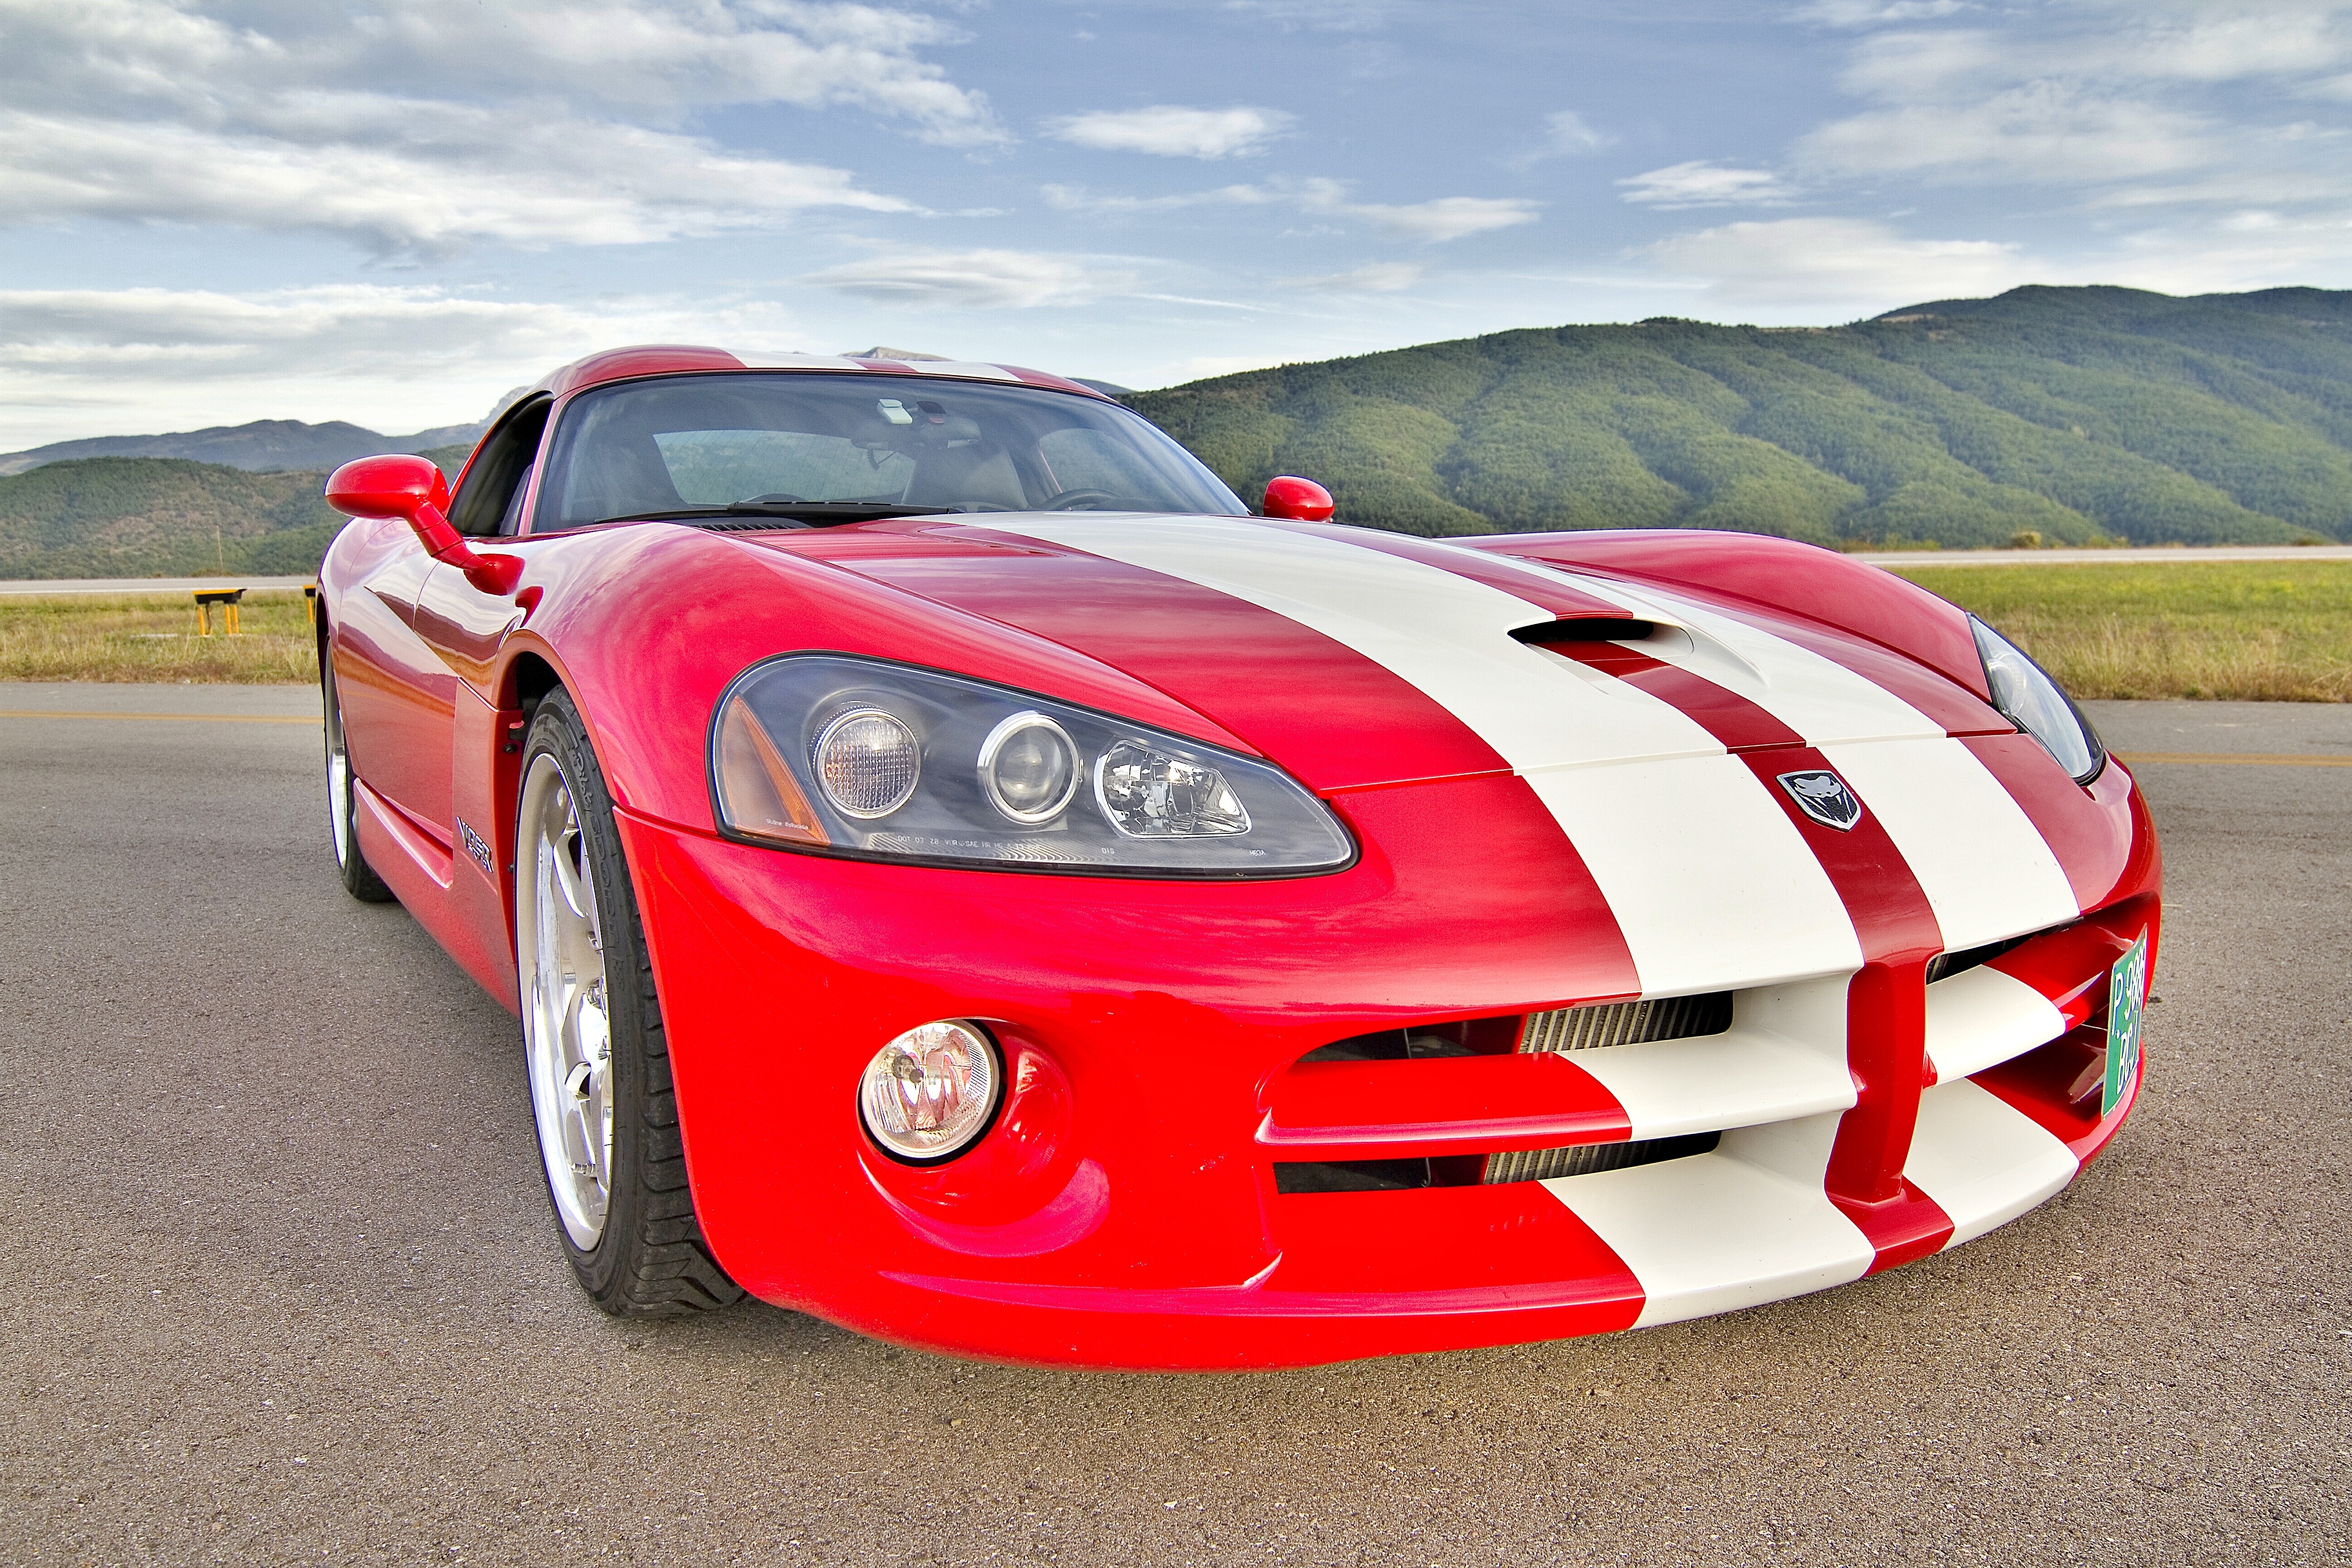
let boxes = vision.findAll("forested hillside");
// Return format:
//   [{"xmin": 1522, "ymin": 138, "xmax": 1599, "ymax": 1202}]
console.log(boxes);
[
  {"xmin": 1132, "ymin": 285, "xmax": 2352, "ymax": 547},
  {"xmin": 0, "ymin": 446, "xmax": 471, "ymax": 579}
]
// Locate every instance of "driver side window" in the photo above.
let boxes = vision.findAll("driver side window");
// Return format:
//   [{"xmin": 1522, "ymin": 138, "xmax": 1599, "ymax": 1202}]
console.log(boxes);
[{"xmin": 449, "ymin": 397, "xmax": 553, "ymax": 537}]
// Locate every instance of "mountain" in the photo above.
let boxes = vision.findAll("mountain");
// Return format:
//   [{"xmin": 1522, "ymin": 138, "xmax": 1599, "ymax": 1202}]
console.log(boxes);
[
  {"xmin": 0, "ymin": 377, "xmax": 534, "ymax": 479},
  {"xmin": 1130, "ymin": 284, "xmax": 2352, "ymax": 548},
  {"xmin": 8, "ymin": 286, "xmax": 2350, "ymax": 580}
]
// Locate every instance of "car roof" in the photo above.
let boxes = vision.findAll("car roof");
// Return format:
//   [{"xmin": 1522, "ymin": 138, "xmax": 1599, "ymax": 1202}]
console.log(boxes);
[{"xmin": 532, "ymin": 346, "xmax": 1114, "ymax": 404}]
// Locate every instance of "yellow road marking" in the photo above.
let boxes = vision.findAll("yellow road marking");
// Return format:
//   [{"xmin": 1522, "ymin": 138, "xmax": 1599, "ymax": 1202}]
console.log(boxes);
[
  {"xmin": 2117, "ymin": 751, "xmax": 2352, "ymax": 768},
  {"xmin": 0, "ymin": 710, "xmax": 318, "ymax": 725}
]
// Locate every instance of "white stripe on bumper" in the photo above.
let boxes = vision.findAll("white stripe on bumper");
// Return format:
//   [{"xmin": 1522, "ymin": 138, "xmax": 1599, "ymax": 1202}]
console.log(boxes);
[
  {"xmin": 1544, "ymin": 1111, "xmax": 1872, "ymax": 1328},
  {"xmin": 1905, "ymin": 1078, "xmax": 2080, "ymax": 1248},
  {"xmin": 1923, "ymin": 965, "xmax": 2070, "ymax": 1084}
]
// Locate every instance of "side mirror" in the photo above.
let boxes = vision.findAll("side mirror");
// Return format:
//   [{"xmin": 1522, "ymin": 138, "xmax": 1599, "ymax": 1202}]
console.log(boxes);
[
  {"xmin": 325, "ymin": 454, "xmax": 521, "ymax": 596},
  {"xmin": 1260, "ymin": 475, "xmax": 1335, "ymax": 522}
]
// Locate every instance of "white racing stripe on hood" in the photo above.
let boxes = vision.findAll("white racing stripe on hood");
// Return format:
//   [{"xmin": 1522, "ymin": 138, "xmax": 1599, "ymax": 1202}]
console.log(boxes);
[
  {"xmin": 1002, "ymin": 517, "xmax": 1862, "ymax": 993},
  {"xmin": 1461, "ymin": 548, "xmax": 2083, "ymax": 948}
]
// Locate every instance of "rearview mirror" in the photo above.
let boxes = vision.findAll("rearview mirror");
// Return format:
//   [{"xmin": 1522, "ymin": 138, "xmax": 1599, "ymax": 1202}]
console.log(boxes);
[
  {"xmin": 1260, "ymin": 475, "xmax": 1334, "ymax": 522},
  {"xmin": 325, "ymin": 454, "xmax": 521, "ymax": 596}
]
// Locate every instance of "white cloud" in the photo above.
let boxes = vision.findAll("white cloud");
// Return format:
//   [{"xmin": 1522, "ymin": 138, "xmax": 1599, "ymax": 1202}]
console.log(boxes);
[
  {"xmin": 0, "ymin": 108, "xmax": 910, "ymax": 254},
  {"xmin": 1542, "ymin": 111, "xmax": 1615, "ymax": 155},
  {"xmin": 0, "ymin": 0, "xmax": 999, "ymax": 253},
  {"xmin": 1220, "ymin": 0, "xmax": 1402, "ymax": 32},
  {"xmin": 1799, "ymin": 84, "xmax": 2220, "ymax": 182},
  {"xmin": 1798, "ymin": 6, "xmax": 2352, "ymax": 198},
  {"xmin": 0, "ymin": 282, "xmax": 804, "ymax": 443},
  {"xmin": 1048, "ymin": 177, "xmax": 1536, "ymax": 240},
  {"xmin": 1643, "ymin": 217, "xmax": 2029, "ymax": 308},
  {"xmin": 1279, "ymin": 262, "xmax": 1426, "ymax": 292},
  {"xmin": 1618, "ymin": 162, "xmax": 1800, "ymax": 207},
  {"xmin": 1790, "ymin": 0, "xmax": 1967, "ymax": 25},
  {"xmin": 1298, "ymin": 181, "xmax": 1540, "ymax": 240},
  {"xmin": 1047, "ymin": 106, "xmax": 1295, "ymax": 159},
  {"xmin": 798, "ymin": 249, "xmax": 1143, "ymax": 308}
]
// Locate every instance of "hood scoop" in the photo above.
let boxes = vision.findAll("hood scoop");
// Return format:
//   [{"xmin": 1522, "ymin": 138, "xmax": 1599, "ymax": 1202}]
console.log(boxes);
[{"xmin": 1510, "ymin": 617, "xmax": 1656, "ymax": 646}]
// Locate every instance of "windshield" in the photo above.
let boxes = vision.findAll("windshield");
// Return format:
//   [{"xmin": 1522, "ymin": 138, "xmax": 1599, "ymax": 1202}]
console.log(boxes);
[{"xmin": 532, "ymin": 372, "xmax": 1246, "ymax": 530}]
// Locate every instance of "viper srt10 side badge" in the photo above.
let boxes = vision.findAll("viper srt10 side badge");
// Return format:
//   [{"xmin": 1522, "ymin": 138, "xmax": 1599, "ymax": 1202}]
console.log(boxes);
[{"xmin": 1776, "ymin": 769, "xmax": 1864, "ymax": 831}]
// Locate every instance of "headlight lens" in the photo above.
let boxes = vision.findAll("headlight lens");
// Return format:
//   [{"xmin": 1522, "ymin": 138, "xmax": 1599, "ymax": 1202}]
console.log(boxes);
[
  {"xmin": 1970, "ymin": 617, "xmax": 2104, "ymax": 783},
  {"xmin": 859, "ymin": 1020, "xmax": 1000, "ymax": 1162},
  {"xmin": 710, "ymin": 654, "xmax": 1354, "ymax": 876}
]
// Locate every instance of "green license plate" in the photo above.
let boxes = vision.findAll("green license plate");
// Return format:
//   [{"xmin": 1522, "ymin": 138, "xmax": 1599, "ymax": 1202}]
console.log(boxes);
[{"xmin": 2102, "ymin": 932, "xmax": 2149, "ymax": 1117}]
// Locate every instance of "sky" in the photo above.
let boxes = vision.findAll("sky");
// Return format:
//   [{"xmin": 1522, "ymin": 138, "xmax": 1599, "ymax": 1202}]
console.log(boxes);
[{"xmin": 5, "ymin": 0, "xmax": 2352, "ymax": 447}]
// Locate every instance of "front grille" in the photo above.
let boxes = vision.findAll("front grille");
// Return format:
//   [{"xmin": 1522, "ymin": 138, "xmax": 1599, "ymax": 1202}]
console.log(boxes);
[
  {"xmin": 1519, "ymin": 992, "xmax": 1732, "ymax": 1054},
  {"xmin": 1483, "ymin": 1130, "xmax": 1719, "ymax": 1185}
]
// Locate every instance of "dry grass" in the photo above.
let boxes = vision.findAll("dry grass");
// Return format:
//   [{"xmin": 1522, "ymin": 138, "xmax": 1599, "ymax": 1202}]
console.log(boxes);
[
  {"xmin": 1892, "ymin": 562, "xmax": 2352, "ymax": 701},
  {"xmin": 0, "ymin": 589, "xmax": 317, "ymax": 683},
  {"xmin": 5, "ymin": 564, "xmax": 2348, "ymax": 700}
]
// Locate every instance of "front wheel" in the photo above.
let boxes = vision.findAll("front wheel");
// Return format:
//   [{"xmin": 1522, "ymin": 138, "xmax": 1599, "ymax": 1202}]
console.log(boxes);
[{"xmin": 514, "ymin": 689, "xmax": 742, "ymax": 1316}]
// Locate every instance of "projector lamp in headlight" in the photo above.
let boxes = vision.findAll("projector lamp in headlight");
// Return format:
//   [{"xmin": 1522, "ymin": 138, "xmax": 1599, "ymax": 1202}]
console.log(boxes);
[
  {"xmin": 979, "ymin": 711, "xmax": 1079, "ymax": 824},
  {"xmin": 858, "ymin": 1020, "xmax": 1002, "ymax": 1162}
]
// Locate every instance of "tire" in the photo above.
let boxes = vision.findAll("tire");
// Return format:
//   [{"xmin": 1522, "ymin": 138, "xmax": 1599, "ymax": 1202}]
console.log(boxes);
[
  {"xmin": 514, "ymin": 689, "xmax": 742, "ymax": 1316},
  {"xmin": 323, "ymin": 650, "xmax": 396, "ymax": 903}
]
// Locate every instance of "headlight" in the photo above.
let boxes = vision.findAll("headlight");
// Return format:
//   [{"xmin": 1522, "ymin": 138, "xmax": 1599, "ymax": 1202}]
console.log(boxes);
[
  {"xmin": 1970, "ymin": 617, "xmax": 2104, "ymax": 783},
  {"xmin": 709, "ymin": 654, "xmax": 1355, "ymax": 877},
  {"xmin": 859, "ymin": 1020, "xmax": 1000, "ymax": 1162}
]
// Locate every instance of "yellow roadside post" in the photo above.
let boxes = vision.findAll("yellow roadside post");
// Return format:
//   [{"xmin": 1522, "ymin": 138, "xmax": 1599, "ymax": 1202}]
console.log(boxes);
[
  {"xmin": 303, "ymin": 583, "xmax": 318, "ymax": 625},
  {"xmin": 192, "ymin": 587, "xmax": 247, "ymax": 637}
]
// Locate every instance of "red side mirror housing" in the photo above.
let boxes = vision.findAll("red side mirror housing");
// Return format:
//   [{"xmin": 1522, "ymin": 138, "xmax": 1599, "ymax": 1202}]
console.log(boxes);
[
  {"xmin": 324, "ymin": 453, "xmax": 450, "ymax": 522},
  {"xmin": 1260, "ymin": 475, "xmax": 1335, "ymax": 522},
  {"xmin": 325, "ymin": 454, "xmax": 520, "ymax": 596}
]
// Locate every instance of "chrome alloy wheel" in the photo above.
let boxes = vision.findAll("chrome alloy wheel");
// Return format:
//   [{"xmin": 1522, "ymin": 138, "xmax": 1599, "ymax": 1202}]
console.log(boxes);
[{"xmin": 518, "ymin": 752, "xmax": 615, "ymax": 1250}]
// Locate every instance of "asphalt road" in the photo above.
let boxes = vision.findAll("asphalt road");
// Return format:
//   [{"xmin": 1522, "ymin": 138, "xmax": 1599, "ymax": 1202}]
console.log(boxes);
[{"xmin": 1, "ymin": 686, "xmax": 2346, "ymax": 1568}]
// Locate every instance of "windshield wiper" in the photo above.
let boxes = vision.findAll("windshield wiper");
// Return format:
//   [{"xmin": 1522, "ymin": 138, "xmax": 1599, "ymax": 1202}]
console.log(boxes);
[
  {"xmin": 588, "ymin": 503, "xmax": 949, "ymax": 528},
  {"xmin": 724, "ymin": 501, "xmax": 946, "ymax": 525}
]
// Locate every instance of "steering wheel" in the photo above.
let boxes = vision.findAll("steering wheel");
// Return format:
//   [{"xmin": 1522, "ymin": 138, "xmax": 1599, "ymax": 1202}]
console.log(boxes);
[{"xmin": 1040, "ymin": 489, "xmax": 1131, "ymax": 511}]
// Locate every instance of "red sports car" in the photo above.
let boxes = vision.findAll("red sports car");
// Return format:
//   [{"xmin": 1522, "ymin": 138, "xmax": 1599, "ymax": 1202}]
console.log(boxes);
[{"xmin": 318, "ymin": 345, "xmax": 2157, "ymax": 1369}]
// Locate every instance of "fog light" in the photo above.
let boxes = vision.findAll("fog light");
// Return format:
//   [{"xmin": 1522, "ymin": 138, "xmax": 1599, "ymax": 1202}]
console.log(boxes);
[
  {"xmin": 858, "ymin": 1020, "xmax": 1001, "ymax": 1162},
  {"xmin": 813, "ymin": 706, "xmax": 920, "ymax": 818}
]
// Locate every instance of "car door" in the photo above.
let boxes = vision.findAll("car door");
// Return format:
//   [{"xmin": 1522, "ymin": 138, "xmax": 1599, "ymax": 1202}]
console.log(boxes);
[
  {"xmin": 407, "ymin": 396, "xmax": 555, "ymax": 976},
  {"xmin": 330, "ymin": 515, "xmax": 459, "ymax": 838}
]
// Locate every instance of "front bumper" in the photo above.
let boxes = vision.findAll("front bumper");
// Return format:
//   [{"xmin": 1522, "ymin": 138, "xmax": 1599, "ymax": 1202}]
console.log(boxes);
[{"xmin": 619, "ymin": 767, "xmax": 2159, "ymax": 1371}]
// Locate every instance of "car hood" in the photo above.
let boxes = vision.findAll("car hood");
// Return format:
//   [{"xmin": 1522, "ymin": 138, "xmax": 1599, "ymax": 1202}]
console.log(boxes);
[
  {"xmin": 771, "ymin": 513, "xmax": 1999, "ymax": 795},
  {"xmin": 740, "ymin": 512, "xmax": 2093, "ymax": 989}
]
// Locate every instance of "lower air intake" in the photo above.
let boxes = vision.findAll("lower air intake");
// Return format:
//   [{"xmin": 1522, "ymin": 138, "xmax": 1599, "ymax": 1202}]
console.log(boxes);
[
  {"xmin": 1483, "ymin": 1131, "xmax": 1719, "ymax": 1186},
  {"xmin": 1519, "ymin": 992, "xmax": 1733, "ymax": 1054}
]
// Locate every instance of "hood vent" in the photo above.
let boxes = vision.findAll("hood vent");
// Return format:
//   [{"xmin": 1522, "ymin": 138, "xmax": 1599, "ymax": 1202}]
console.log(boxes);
[{"xmin": 1512, "ymin": 617, "xmax": 1655, "ymax": 646}]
